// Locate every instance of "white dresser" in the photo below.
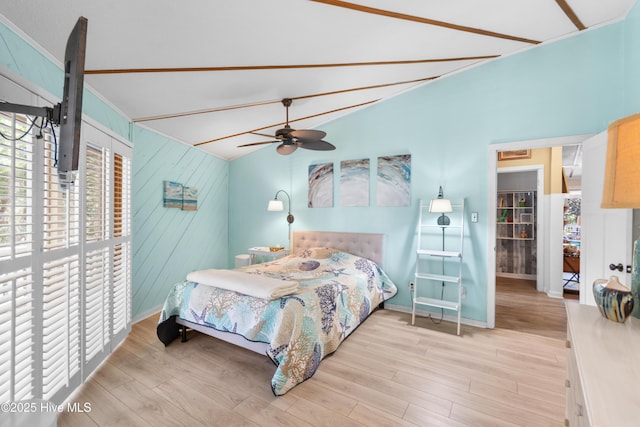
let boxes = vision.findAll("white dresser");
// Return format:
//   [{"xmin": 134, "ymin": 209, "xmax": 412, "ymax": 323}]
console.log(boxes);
[{"xmin": 565, "ymin": 302, "xmax": 640, "ymax": 426}]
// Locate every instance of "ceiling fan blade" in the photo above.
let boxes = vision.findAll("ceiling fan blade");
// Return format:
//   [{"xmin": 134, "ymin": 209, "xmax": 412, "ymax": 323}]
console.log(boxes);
[
  {"xmin": 276, "ymin": 143, "xmax": 298, "ymax": 155},
  {"xmin": 238, "ymin": 140, "xmax": 278, "ymax": 147},
  {"xmin": 298, "ymin": 140, "xmax": 336, "ymax": 151},
  {"xmin": 290, "ymin": 129, "xmax": 326, "ymax": 140},
  {"xmin": 250, "ymin": 131, "xmax": 276, "ymax": 139}
]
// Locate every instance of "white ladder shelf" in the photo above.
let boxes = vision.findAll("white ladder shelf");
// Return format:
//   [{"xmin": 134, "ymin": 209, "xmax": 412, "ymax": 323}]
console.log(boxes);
[{"xmin": 412, "ymin": 199, "xmax": 465, "ymax": 335}]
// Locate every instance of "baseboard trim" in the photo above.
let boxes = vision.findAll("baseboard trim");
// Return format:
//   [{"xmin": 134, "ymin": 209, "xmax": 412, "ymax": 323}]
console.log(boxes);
[
  {"xmin": 132, "ymin": 305, "xmax": 162, "ymax": 324},
  {"xmin": 383, "ymin": 303, "xmax": 488, "ymax": 329}
]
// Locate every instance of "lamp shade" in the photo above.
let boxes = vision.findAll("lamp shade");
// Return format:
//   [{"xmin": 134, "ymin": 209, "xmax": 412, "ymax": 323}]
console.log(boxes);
[
  {"xmin": 267, "ymin": 199, "xmax": 284, "ymax": 211},
  {"xmin": 429, "ymin": 198, "xmax": 453, "ymax": 213},
  {"xmin": 602, "ymin": 113, "xmax": 640, "ymax": 208}
]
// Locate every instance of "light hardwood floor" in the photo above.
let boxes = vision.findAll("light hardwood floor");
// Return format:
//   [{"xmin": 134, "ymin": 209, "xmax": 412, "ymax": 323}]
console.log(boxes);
[
  {"xmin": 495, "ymin": 276, "xmax": 570, "ymax": 341},
  {"xmin": 59, "ymin": 287, "xmax": 569, "ymax": 427}
]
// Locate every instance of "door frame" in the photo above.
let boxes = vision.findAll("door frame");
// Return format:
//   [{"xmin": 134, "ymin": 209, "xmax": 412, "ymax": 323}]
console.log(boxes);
[
  {"xmin": 486, "ymin": 134, "xmax": 593, "ymax": 328},
  {"xmin": 496, "ymin": 166, "xmax": 545, "ymax": 290}
]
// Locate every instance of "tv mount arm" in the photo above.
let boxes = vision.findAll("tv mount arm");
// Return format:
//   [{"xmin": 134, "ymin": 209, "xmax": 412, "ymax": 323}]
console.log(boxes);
[{"xmin": 0, "ymin": 101, "xmax": 62, "ymax": 125}]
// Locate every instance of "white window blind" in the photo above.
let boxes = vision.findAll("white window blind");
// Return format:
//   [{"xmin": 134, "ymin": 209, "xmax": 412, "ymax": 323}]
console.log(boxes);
[
  {"xmin": 0, "ymin": 269, "xmax": 34, "ymax": 403},
  {"xmin": 84, "ymin": 247, "xmax": 110, "ymax": 362},
  {"xmin": 85, "ymin": 145, "xmax": 109, "ymax": 244},
  {"xmin": 43, "ymin": 135, "xmax": 79, "ymax": 252},
  {"xmin": 42, "ymin": 256, "xmax": 80, "ymax": 401},
  {"xmin": 112, "ymin": 153, "xmax": 131, "ymax": 336},
  {"xmin": 0, "ymin": 80, "xmax": 132, "ymax": 406},
  {"xmin": 0, "ymin": 111, "xmax": 34, "ymax": 260},
  {"xmin": 0, "ymin": 110, "xmax": 36, "ymax": 404}
]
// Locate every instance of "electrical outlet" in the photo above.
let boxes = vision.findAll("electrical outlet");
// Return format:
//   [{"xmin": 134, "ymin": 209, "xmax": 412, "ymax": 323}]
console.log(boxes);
[
  {"xmin": 409, "ymin": 282, "xmax": 415, "ymax": 292},
  {"xmin": 471, "ymin": 212, "xmax": 478, "ymax": 223}
]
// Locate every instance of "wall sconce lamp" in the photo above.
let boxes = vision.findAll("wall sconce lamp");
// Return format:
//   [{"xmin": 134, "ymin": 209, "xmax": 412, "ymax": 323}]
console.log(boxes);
[
  {"xmin": 429, "ymin": 186, "xmax": 453, "ymax": 226},
  {"xmin": 268, "ymin": 190, "xmax": 294, "ymax": 224},
  {"xmin": 268, "ymin": 190, "xmax": 294, "ymax": 249}
]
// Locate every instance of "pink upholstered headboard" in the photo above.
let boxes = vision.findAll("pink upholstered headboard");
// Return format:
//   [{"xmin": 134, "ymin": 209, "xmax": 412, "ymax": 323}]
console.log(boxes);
[{"xmin": 292, "ymin": 231, "xmax": 384, "ymax": 266}]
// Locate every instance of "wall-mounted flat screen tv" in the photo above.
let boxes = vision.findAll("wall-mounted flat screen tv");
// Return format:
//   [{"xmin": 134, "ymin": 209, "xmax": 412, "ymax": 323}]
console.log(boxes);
[{"xmin": 57, "ymin": 16, "xmax": 87, "ymax": 188}]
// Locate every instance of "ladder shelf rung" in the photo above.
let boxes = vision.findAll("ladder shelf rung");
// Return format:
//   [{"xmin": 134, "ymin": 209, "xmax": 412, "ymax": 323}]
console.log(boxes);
[
  {"xmin": 415, "ymin": 273, "xmax": 460, "ymax": 283},
  {"xmin": 413, "ymin": 296, "xmax": 459, "ymax": 311},
  {"xmin": 420, "ymin": 223, "xmax": 463, "ymax": 227},
  {"xmin": 417, "ymin": 249, "xmax": 461, "ymax": 258}
]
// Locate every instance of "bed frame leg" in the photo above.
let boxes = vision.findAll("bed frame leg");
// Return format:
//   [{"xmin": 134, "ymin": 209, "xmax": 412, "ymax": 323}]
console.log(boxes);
[{"xmin": 181, "ymin": 325, "xmax": 188, "ymax": 342}]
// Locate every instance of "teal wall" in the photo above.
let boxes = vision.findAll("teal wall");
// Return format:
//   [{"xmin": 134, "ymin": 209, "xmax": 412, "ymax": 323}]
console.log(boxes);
[
  {"xmin": 624, "ymin": 3, "xmax": 640, "ymax": 114},
  {"xmin": 229, "ymin": 21, "xmax": 631, "ymax": 323},
  {"xmin": 132, "ymin": 126, "xmax": 229, "ymax": 317},
  {"xmin": 1, "ymin": 18, "xmax": 229, "ymax": 319}
]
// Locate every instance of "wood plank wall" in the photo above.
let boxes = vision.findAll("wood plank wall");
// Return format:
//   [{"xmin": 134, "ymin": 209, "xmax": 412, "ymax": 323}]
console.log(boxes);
[{"xmin": 131, "ymin": 126, "xmax": 229, "ymax": 319}]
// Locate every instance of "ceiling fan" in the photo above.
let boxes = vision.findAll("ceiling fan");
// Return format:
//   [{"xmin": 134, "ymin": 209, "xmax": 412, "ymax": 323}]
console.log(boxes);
[{"xmin": 238, "ymin": 98, "xmax": 336, "ymax": 155}]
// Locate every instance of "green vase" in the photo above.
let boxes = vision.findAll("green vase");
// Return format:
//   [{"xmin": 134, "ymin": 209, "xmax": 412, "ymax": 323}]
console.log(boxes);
[{"xmin": 632, "ymin": 239, "xmax": 640, "ymax": 318}]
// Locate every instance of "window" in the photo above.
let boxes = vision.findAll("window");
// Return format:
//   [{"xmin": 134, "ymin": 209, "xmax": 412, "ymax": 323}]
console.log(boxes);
[
  {"xmin": 43, "ymin": 135, "xmax": 79, "ymax": 252},
  {"xmin": 0, "ymin": 88, "xmax": 132, "ymax": 405},
  {"xmin": 0, "ymin": 111, "xmax": 34, "ymax": 260}
]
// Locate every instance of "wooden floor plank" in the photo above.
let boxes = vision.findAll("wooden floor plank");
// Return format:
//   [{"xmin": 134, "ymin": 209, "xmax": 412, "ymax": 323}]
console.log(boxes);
[{"xmin": 59, "ymin": 278, "xmax": 568, "ymax": 426}]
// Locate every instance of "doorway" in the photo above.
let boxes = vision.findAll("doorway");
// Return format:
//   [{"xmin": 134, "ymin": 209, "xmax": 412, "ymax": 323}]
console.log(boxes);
[
  {"xmin": 562, "ymin": 196, "xmax": 581, "ymax": 299},
  {"xmin": 561, "ymin": 144, "xmax": 582, "ymax": 299},
  {"xmin": 486, "ymin": 134, "xmax": 592, "ymax": 329},
  {"xmin": 496, "ymin": 168, "xmax": 542, "ymax": 289}
]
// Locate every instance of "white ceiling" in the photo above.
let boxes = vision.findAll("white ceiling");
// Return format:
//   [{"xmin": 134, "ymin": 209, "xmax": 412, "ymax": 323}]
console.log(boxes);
[{"xmin": 0, "ymin": 0, "xmax": 636, "ymax": 160}]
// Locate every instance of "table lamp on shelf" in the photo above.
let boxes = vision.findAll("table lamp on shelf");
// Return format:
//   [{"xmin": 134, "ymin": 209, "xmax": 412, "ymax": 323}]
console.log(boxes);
[{"xmin": 601, "ymin": 112, "xmax": 640, "ymax": 318}]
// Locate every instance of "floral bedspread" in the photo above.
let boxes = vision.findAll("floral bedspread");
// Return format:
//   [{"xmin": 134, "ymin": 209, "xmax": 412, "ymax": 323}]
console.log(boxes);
[{"xmin": 157, "ymin": 247, "xmax": 397, "ymax": 395}]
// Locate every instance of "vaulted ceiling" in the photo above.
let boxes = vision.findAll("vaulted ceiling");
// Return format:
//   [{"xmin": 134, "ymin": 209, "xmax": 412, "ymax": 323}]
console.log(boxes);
[{"xmin": 0, "ymin": 0, "xmax": 636, "ymax": 159}]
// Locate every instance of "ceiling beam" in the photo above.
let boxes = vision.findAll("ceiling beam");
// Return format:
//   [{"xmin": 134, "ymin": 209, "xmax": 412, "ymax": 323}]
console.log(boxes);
[
  {"xmin": 133, "ymin": 75, "xmax": 441, "ymax": 123},
  {"xmin": 555, "ymin": 0, "xmax": 586, "ymax": 30},
  {"xmin": 310, "ymin": 0, "xmax": 540, "ymax": 45},
  {"xmin": 194, "ymin": 99, "xmax": 379, "ymax": 147},
  {"xmin": 85, "ymin": 55, "xmax": 499, "ymax": 75}
]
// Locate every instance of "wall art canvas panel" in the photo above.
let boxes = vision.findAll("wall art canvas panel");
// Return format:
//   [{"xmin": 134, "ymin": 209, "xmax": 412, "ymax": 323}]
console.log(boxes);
[
  {"xmin": 376, "ymin": 154, "xmax": 411, "ymax": 206},
  {"xmin": 340, "ymin": 159, "xmax": 370, "ymax": 207},
  {"xmin": 182, "ymin": 186, "xmax": 198, "ymax": 211},
  {"xmin": 163, "ymin": 181, "xmax": 183, "ymax": 208},
  {"xmin": 308, "ymin": 162, "xmax": 334, "ymax": 208}
]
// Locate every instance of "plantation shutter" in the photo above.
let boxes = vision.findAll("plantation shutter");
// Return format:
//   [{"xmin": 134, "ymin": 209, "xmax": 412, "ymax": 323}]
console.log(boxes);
[
  {"xmin": 82, "ymin": 141, "xmax": 111, "ymax": 372},
  {"xmin": 42, "ymin": 256, "xmax": 80, "ymax": 401},
  {"xmin": 0, "ymin": 110, "xmax": 36, "ymax": 403},
  {"xmin": 82, "ymin": 128, "xmax": 132, "ymax": 374},
  {"xmin": 41, "ymin": 126, "xmax": 83, "ymax": 403},
  {"xmin": 112, "ymin": 152, "xmax": 131, "ymax": 339},
  {"xmin": 0, "ymin": 270, "xmax": 34, "ymax": 403},
  {"xmin": 0, "ymin": 75, "xmax": 132, "ymax": 406},
  {"xmin": 84, "ymin": 247, "xmax": 110, "ymax": 363}
]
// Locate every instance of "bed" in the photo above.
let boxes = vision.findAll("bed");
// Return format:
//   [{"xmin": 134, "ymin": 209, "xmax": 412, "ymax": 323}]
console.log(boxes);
[{"xmin": 156, "ymin": 231, "xmax": 397, "ymax": 395}]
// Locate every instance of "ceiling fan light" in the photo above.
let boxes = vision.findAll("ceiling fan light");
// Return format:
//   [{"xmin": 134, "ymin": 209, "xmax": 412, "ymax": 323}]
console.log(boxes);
[{"xmin": 276, "ymin": 143, "xmax": 297, "ymax": 155}]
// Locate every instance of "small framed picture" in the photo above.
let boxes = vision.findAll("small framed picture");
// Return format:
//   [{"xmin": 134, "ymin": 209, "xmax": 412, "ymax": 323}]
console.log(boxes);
[
  {"xmin": 498, "ymin": 149, "xmax": 531, "ymax": 161},
  {"xmin": 163, "ymin": 181, "xmax": 183, "ymax": 208},
  {"xmin": 520, "ymin": 213, "xmax": 533, "ymax": 223}
]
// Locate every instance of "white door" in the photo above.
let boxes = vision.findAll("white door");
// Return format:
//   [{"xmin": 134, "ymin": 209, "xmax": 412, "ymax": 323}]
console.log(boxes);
[{"xmin": 580, "ymin": 130, "xmax": 633, "ymax": 305}]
